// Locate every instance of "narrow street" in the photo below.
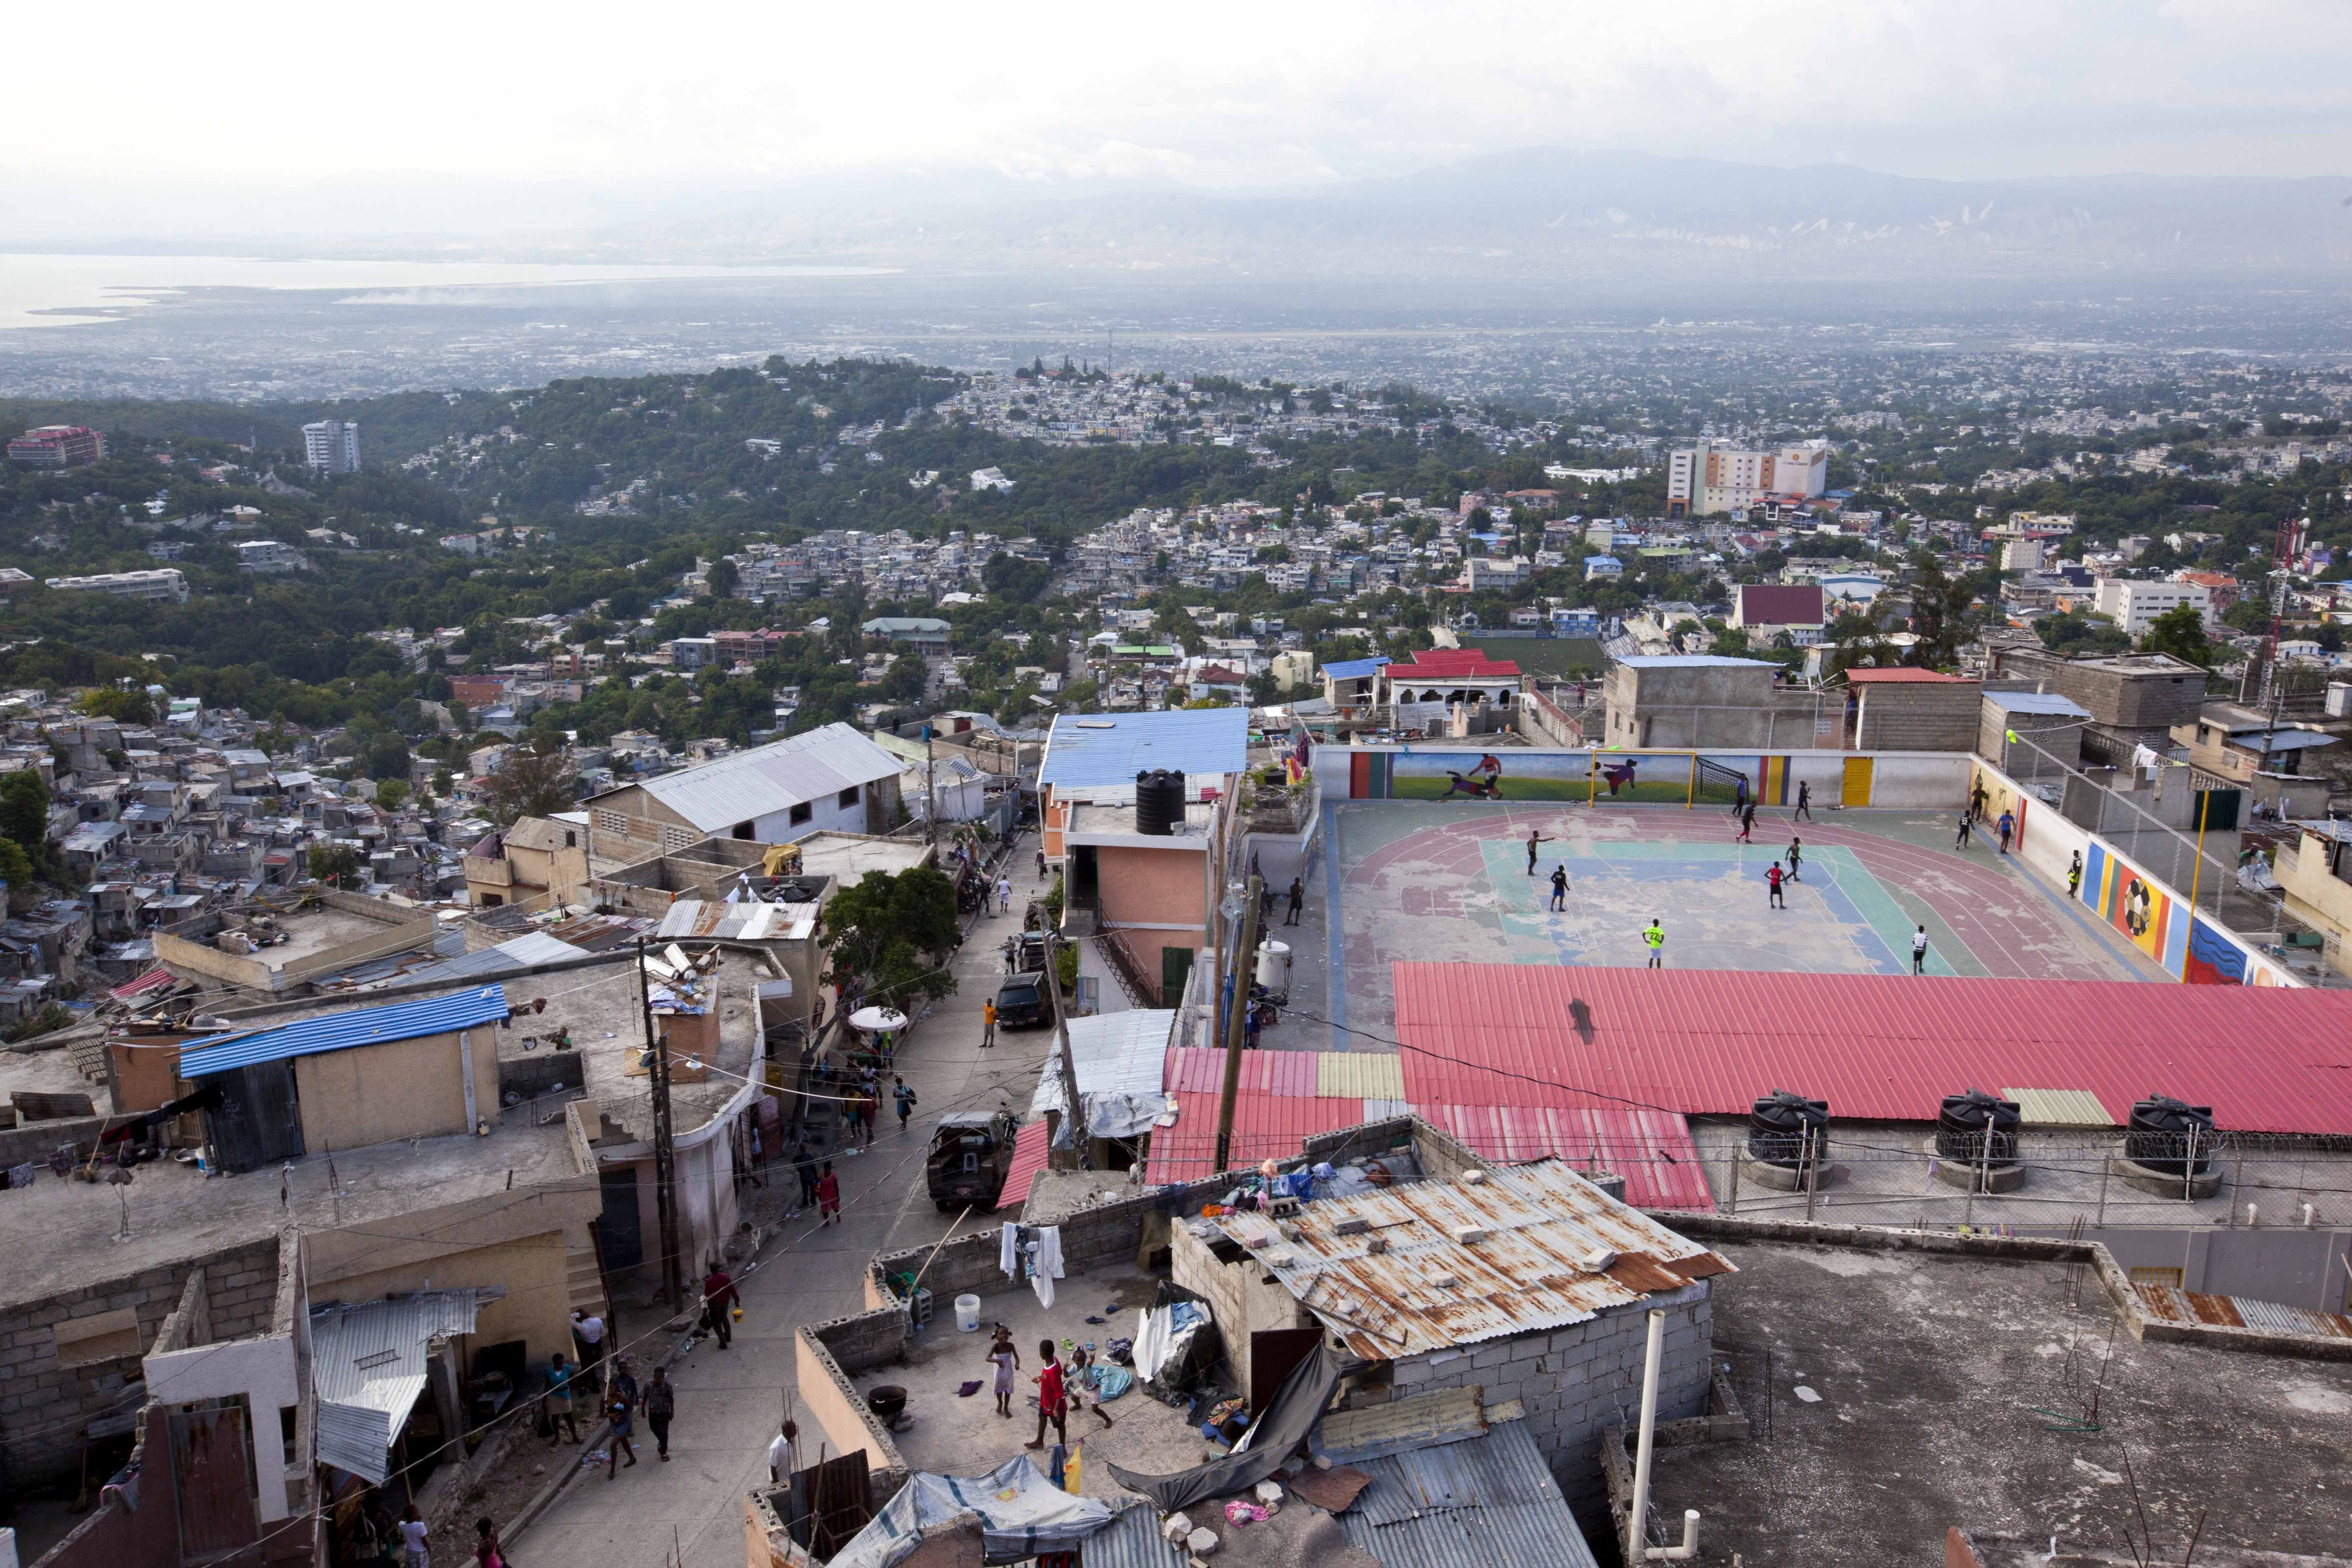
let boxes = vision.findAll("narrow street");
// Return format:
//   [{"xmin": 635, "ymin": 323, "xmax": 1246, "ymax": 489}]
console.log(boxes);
[{"xmin": 510, "ymin": 833, "xmax": 1057, "ymax": 1567}]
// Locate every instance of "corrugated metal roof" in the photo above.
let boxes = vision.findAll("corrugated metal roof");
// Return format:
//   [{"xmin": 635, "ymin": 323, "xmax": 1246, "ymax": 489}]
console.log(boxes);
[
  {"xmin": 311, "ymin": 1292, "xmax": 486, "ymax": 1484},
  {"xmin": 1323, "ymin": 657, "xmax": 1391, "ymax": 680},
  {"xmin": 2134, "ymin": 1284, "xmax": 2352, "ymax": 1340},
  {"xmin": 1845, "ymin": 668, "xmax": 1970, "ymax": 683},
  {"xmin": 1031, "ymin": 1009, "xmax": 1175, "ymax": 1130},
  {"xmin": 654, "ymin": 900, "xmax": 816, "ymax": 941},
  {"xmin": 1071, "ymin": 1502, "xmax": 1187, "ymax": 1568},
  {"xmin": 2004, "ymin": 1087, "xmax": 2117, "ymax": 1127},
  {"xmin": 629, "ymin": 723, "xmax": 902, "ymax": 831},
  {"xmin": 1002, "ymin": 1117, "xmax": 1050, "ymax": 1210},
  {"xmin": 1313, "ymin": 1385, "xmax": 1489, "ymax": 1465},
  {"xmin": 1412, "ymin": 1105, "xmax": 1714, "ymax": 1211},
  {"xmin": 404, "ymin": 932, "xmax": 588, "ymax": 985},
  {"xmin": 1142, "ymin": 1090, "xmax": 1367, "ymax": 1186},
  {"xmin": 1038, "ymin": 709, "xmax": 1250, "ymax": 790},
  {"xmin": 1211, "ymin": 1159, "xmax": 1733, "ymax": 1359},
  {"xmin": 1318, "ymin": 1053, "xmax": 1406, "ymax": 1100},
  {"xmin": 180, "ymin": 985, "xmax": 511, "ymax": 1078},
  {"xmin": 1392, "ymin": 962, "xmax": 2352, "ymax": 1136},
  {"xmin": 1333, "ymin": 1414, "xmax": 1601, "ymax": 1568},
  {"xmin": 1983, "ymin": 691, "xmax": 2093, "ymax": 717}
]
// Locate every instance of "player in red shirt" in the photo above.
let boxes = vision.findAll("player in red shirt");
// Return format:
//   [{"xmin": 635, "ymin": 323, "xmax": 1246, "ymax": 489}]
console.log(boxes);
[{"xmin": 1024, "ymin": 1340, "xmax": 1067, "ymax": 1451}]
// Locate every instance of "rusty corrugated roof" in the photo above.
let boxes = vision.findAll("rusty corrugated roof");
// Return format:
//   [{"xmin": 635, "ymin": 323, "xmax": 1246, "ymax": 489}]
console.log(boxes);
[
  {"xmin": 1212, "ymin": 1159, "xmax": 1732, "ymax": 1359},
  {"xmin": 2134, "ymin": 1284, "xmax": 2352, "ymax": 1341}
]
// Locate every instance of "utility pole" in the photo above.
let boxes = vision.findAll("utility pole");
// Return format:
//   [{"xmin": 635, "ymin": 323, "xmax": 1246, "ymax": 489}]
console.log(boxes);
[
  {"xmin": 2256, "ymin": 511, "xmax": 2299, "ymax": 779},
  {"xmin": 1213, "ymin": 874, "xmax": 1263, "ymax": 1175},
  {"xmin": 637, "ymin": 938, "xmax": 684, "ymax": 1308},
  {"xmin": 925, "ymin": 727, "xmax": 937, "ymax": 849},
  {"xmin": 1042, "ymin": 928, "xmax": 1088, "ymax": 1167}
]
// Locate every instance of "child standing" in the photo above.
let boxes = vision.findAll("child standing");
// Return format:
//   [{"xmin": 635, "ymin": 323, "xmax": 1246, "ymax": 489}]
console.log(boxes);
[{"xmin": 987, "ymin": 1327, "xmax": 1021, "ymax": 1419}]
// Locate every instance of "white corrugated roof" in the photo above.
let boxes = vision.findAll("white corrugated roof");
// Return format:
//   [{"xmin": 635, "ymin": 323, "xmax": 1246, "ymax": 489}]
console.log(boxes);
[
  {"xmin": 629, "ymin": 723, "xmax": 901, "ymax": 831},
  {"xmin": 1032, "ymin": 1008, "xmax": 1176, "ymax": 1137}
]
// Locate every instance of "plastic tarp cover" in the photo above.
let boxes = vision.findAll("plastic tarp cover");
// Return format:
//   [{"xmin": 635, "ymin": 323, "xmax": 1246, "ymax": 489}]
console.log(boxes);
[
  {"xmin": 826, "ymin": 1455, "xmax": 1113, "ymax": 1568},
  {"xmin": 1107, "ymin": 1341, "xmax": 1346, "ymax": 1515},
  {"xmin": 1134, "ymin": 1301, "xmax": 1206, "ymax": 1383}
]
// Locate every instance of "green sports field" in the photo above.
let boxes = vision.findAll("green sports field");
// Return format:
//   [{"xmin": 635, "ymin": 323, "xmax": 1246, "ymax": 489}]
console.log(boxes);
[{"xmin": 1467, "ymin": 637, "xmax": 1604, "ymax": 676}]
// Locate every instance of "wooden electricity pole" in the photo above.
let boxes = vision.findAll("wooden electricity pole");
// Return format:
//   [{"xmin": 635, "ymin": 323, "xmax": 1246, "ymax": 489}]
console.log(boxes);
[
  {"xmin": 637, "ymin": 937, "xmax": 684, "ymax": 1308},
  {"xmin": 1042, "ymin": 928, "xmax": 1088, "ymax": 1167},
  {"xmin": 1213, "ymin": 875, "xmax": 1263, "ymax": 1175}
]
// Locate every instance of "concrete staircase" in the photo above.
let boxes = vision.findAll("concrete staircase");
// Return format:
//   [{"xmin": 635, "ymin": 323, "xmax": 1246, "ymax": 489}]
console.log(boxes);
[{"xmin": 566, "ymin": 1243, "xmax": 608, "ymax": 1321}]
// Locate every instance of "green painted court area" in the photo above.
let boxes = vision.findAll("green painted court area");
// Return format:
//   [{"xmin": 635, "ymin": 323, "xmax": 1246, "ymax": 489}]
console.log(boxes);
[{"xmin": 1466, "ymin": 637, "xmax": 1604, "ymax": 675}]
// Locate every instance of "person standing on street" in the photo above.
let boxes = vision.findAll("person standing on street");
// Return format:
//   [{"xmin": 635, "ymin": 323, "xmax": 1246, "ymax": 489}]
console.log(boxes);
[
  {"xmin": 1284, "ymin": 877, "xmax": 1303, "ymax": 926},
  {"xmin": 1912, "ymin": 925, "xmax": 1929, "ymax": 975},
  {"xmin": 604, "ymin": 1387, "xmax": 638, "ymax": 1477},
  {"xmin": 398, "ymin": 1505, "xmax": 430, "ymax": 1568},
  {"xmin": 981, "ymin": 997, "xmax": 997, "ymax": 1049},
  {"xmin": 817, "ymin": 1162, "xmax": 841, "ymax": 1225},
  {"xmin": 793, "ymin": 1142, "xmax": 819, "ymax": 1212},
  {"xmin": 1996, "ymin": 809, "xmax": 2015, "ymax": 856},
  {"xmin": 473, "ymin": 1516, "xmax": 509, "ymax": 1568},
  {"xmin": 1766, "ymin": 862, "xmax": 1786, "ymax": 908},
  {"xmin": 570, "ymin": 1309, "xmax": 606, "ymax": 1390},
  {"xmin": 1733, "ymin": 773, "xmax": 1749, "ymax": 814},
  {"xmin": 1794, "ymin": 779, "xmax": 1813, "ymax": 821},
  {"xmin": 1525, "ymin": 829, "xmax": 1548, "ymax": 875},
  {"xmin": 768, "ymin": 1420, "xmax": 799, "ymax": 1485},
  {"xmin": 702, "ymin": 1263, "xmax": 739, "ymax": 1349},
  {"xmin": 1549, "ymin": 864, "xmax": 1569, "ymax": 912},
  {"xmin": 1024, "ymin": 1340, "xmax": 1069, "ymax": 1452},
  {"xmin": 2068, "ymin": 851, "xmax": 2084, "ymax": 899},
  {"xmin": 1785, "ymin": 836, "xmax": 1804, "ymax": 883},
  {"xmin": 1035, "ymin": 848, "xmax": 1047, "ymax": 882},
  {"xmin": 987, "ymin": 1327, "xmax": 1020, "ymax": 1418},
  {"xmin": 608, "ymin": 1355, "xmax": 638, "ymax": 1413},
  {"xmin": 543, "ymin": 1352, "xmax": 581, "ymax": 1444},
  {"xmin": 996, "ymin": 875, "xmax": 1012, "ymax": 915},
  {"xmin": 893, "ymin": 1075, "xmax": 917, "ymax": 1133},
  {"xmin": 1643, "ymin": 918, "xmax": 1666, "ymax": 968},
  {"xmin": 642, "ymin": 1367, "xmax": 676, "ymax": 1462}
]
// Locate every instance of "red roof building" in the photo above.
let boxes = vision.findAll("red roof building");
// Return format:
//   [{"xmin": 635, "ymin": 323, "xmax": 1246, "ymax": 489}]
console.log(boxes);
[{"xmin": 1731, "ymin": 583, "xmax": 1826, "ymax": 632}]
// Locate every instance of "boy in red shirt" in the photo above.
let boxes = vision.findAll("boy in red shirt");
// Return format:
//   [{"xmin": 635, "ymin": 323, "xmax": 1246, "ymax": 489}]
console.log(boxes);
[
  {"xmin": 1766, "ymin": 862, "xmax": 1785, "ymax": 909},
  {"xmin": 1024, "ymin": 1340, "xmax": 1067, "ymax": 1451}
]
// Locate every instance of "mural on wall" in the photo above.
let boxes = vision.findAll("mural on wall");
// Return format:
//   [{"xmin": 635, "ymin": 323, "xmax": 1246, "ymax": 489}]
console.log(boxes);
[{"xmin": 1349, "ymin": 749, "xmax": 1818, "ymax": 807}]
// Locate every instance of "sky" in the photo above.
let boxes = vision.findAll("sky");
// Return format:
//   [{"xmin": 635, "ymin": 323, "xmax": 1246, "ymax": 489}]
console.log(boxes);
[{"xmin": 10, "ymin": 0, "xmax": 2352, "ymax": 215}]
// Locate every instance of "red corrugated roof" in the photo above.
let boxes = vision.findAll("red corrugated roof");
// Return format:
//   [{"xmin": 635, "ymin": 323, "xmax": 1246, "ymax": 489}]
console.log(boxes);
[
  {"xmin": 1391, "ymin": 648, "xmax": 1522, "ymax": 679},
  {"xmin": 1736, "ymin": 584, "xmax": 1825, "ymax": 625},
  {"xmin": 1393, "ymin": 962, "xmax": 2352, "ymax": 1135},
  {"xmin": 1843, "ymin": 667, "xmax": 1971, "ymax": 683},
  {"xmin": 1144, "ymin": 1091, "xmax": 1366, "ymax": 1186},
  {"xmin": 1001, "ymin": 1117, "xmax": 1050, "ymax": 1210},
  {"xmin": 108, "ymin": 967, "xmax": 177, "ymax": 1001},
  {"xmin": 1164, "ymin": 1047, "xmax": 1318, "ymax": 1096},
  {"xmin": 1412, "ymin": 1104, "xmax": 1714, "ymax": 1211}
]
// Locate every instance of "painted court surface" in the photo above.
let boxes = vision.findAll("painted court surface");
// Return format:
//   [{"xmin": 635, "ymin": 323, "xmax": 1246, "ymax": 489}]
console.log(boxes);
[{"xmin": 1320, "ymin": 800, "xmax": 2162, "ymax": 1042}]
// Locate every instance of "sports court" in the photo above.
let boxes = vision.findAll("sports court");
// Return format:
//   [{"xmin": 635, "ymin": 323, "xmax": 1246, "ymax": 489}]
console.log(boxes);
[{"xmin": 1318, "ymin": 799, "xmax": 2164, "ymax": 1043}]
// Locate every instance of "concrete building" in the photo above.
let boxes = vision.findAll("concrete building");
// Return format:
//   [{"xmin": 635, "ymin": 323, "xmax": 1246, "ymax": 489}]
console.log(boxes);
[
  {"xmin": 1729, "ymin": 582, "xmax": 1827, "ymax": 646},
  {"xmin": 1978, "ymin": 646, "xmax": 2209, "ymax": 769},
  {"xmin": 1666, "ymin": 438, "xmax": 1829, "ymax": 517},
  {"xmin": 1843, "ymin": 667, "xmax": 1983, "ymax": 751},
  {"xmin": 2094, "ymin": 577, "xmax": 2213, "ymax": 635},
  {"xmin": 232, "ymin": 538, "xmax": 304, "ymax": 574},
  {"xmin": 6, "ymin": 423, "xmax": 105, "ymax": 467},
  {"xmin": 301, "ymin": 418, "xmax": 360, "ymax": 473},
  {"xmin": 2279, "ymin": 824, "xmax": 2352, "ymax": 981},
  {"xmin": 859, "ymin": 615, "xmax": 952, "ymax": 652},
  {"xmin": 1604, "ymin": 655, "xmax": 1831, "ymax": 749},
  {"xmin": 44, "ymin": 567, "xmax": 189, "ymax": 604},
  {"xmin": 462, "ymin": 813, "xmax": 591, "ymax": 909},
  {"xmin": 583, "ymin": 721, "xmax": 904, "ymax": 864},
  {"xmin": 1979, "ymin": 689, "xmax": 2091, "ymax": 779}
]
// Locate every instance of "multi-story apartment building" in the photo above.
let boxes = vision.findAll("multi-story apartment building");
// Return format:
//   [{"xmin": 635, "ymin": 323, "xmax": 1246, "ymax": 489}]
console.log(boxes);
[
  {"xmin": 6, "ymin": 425, "xmax": 106, "ymax": 467},
  {"xmin": 2093, "ymin": 578, "xmax": 2213, "ymax": 636},
  {"xmin": 44, "ymin": 569, "xmax": 190, "ymax": 604},
  {"xmin": 302, "ymin": 419, "xmax": 361, "ymax": 473},
  {"xmin": 1666, "ymin": 438, "xmax": 1831, "ymax": 517}
]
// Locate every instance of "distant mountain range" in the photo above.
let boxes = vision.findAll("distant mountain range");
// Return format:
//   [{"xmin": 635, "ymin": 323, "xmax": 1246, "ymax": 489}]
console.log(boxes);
[{"xmin": 17, "ymin": 149, "xmax": 2352, "ymax": 284}]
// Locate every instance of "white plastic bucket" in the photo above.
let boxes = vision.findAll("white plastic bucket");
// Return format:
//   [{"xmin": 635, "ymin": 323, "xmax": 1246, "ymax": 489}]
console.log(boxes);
[{"xmin": 955, "ymin": 1294, "xmax": 982, "ymax": 1332}]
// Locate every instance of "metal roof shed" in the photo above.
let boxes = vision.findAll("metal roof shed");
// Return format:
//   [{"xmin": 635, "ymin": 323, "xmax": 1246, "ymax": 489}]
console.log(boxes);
[
  {"xmin": 178, "ymin": 984, "xmax": 511, "ymax": 1078},
  {"xmin": 311, "ymin": 1291, "xmax": 492, "ymax": 1484},
  {"xmin": 630, "ymin": 722, "xmax": 903, "ymax": 833},
  {"xmin": 1039, "ymin": 710, "xmax": 1250, "ymax": 792}
]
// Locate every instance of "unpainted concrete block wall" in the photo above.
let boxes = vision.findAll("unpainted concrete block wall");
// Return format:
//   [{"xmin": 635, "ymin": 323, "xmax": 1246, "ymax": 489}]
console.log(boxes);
[
  {"xmin": 0, "ymin": 1235, "xmax": 282, "ymax": 1485},
  {"xmin": 1393, "ymin": 1283, "xmax": 1714, "ymax": 1514}
]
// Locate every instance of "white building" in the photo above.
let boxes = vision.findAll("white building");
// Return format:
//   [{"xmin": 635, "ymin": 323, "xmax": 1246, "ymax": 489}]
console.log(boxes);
[
  {"xmin": 302, "ymin": 420, "xmax": 361, "ymax": 474},
  {"xmin": 1584, "ymin": 555, "xmax": 1623, "ymax": 581},
  {"xmin": 234, "ymin": 539, "xmax": 305, "ymax": 574},
  {"xmin": 969, "ymin": 467, "xmax": 1015, "ymax": 493},
  {"xmin": 45, "ymin": 568, "xmax": 189, "ymax": 604},
  {"xmin": 2093, "ymin": 578, "xmax": 2213, "ymax": 636},
  {"xmin": 1666, "ymin": 438, "xmax": 1830, "ymax": 518}
]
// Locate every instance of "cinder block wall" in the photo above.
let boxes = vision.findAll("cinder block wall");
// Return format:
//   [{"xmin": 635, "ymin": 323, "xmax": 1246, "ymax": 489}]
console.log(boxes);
[
  {"xmin": 1393, "ymin": 1282, "xmax": 1714, "ymax": 1515},
  {"xmin": 0, "ymin": 1235, "xmax": 282, "ymax": 1485}
]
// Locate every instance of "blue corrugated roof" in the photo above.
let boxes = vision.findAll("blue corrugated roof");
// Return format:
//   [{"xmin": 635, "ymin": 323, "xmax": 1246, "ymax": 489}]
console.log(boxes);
[
  {"xmin": 1038, "ymin": 709, "xmax": 1251, "ymax": 789},
  {"xmin": 1983, "ymin": 690, "xmax": 2092, "ymax": 717},
  {"xmin": 179, "ymin": 985, "xmax": 511, "ymax": 1078},
  {"xmin": 1324, "ymin": 657, "xmax": 1391, "ymax": 680}
]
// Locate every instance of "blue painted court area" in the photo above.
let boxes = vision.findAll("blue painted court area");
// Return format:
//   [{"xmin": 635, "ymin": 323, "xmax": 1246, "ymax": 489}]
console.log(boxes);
[{"xmin": 1485, "ymin": 837, "xmax": 1969, "ymax": 977}]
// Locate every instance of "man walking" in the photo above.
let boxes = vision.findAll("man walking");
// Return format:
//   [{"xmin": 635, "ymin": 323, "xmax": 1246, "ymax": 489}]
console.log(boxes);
[
  {"xmin": 980, "ymin": 997, "xmax": 997, "ymax": 1050},
  {"xmin": 817, "ymin": 1162, "xmax": 841, "ymax": 1225},
  {"xmin": 1284, "ymin": 877, "xmax": 1303, "ymax": 926},
  {"xmin": 793, "ymin": 1142, "xmax": 820, "ymax": 1212},
  {"xmin": 603, "ymin": 1387, "xmax": 638, "ymax": 1478},
  {"xmin": 893, "ymin": 1075, "xmax": 917, "ymax": 1134},
  {"xmin": 1548, "ymin": 864, "xmax": 1569, "ymax": 912},
  {"xmin": 1794, "ymin": 779, "xmax": 1813, "ymax": 821},
  {"xmin": 1525, "ymin": 828, "xmax": 1548, "ymax": 875},
  {"xmin": 1766, "ymin": 861, "xmax": 1786, "ymax": 909},
  {"xmin": 702, "ymin": 1262, "xmax": 739, "ymax": 1349},
  {"xmin": 1643, "ymin": 918, "xmax": 1666, "ymax": 969},
  {"xmin": 1996, "ymin": 808, "xmax": 2015, "ymax": 856},
  {"xmin": 1955, "ymin": 812, "xmax": 1973, "ymax": 850},
  {"xmin": 642, "ymin": 1367, "xmax": 676, "ymax": 1461},
  {"xmin": 2068, "ymin": 851, "xmax": 2084, "ymax": 899},
  {"xmin": 1785, "ymin": 836, "xmax": 1804, "ymax": 883},
  {"xmin": 1738, "ymin": 802, "xmax": 1757, "ymax": 843},
  {"xmin": 1911, "ymin": 925, "xmax": 1929, "ymax": 975},
  {"xmin": 996, "ymin": 876, "xmax": 1012, "ymax": 916},
  {"xmin": 1035, "ymin": 848, "xmax": 1047, "ymax": 883}
]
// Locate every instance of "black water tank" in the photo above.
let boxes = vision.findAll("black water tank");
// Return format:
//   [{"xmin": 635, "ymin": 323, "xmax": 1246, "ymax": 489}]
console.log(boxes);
[
  {"xmin": 1748, "ymin": 1089, "xmax": 1828, "ymax": 1169},
  {"xmin": 2125, "ymin": 1095, "xmax": 2216, "ymax": 1176},
  {"xmin": 1135, "ymin": 770, "xmax": 1185, "ymax": 836},
  {"xmin": 1935, "ymin": 1088, "xmax": 2022, "ymax": 1164}
]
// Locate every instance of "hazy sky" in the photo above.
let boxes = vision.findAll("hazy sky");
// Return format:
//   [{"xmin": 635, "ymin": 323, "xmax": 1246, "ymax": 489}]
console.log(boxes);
[{"xmin": 14, "ymin": 0, "xmax": 2352, "ymax": 198}]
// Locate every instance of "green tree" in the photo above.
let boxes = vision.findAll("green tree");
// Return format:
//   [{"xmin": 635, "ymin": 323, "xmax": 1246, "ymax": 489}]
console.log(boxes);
[
  {"xmin": 80, "ymin": 687, "xmax": 156, "ymax": 725},
  {"xmin": 1904, "ymin": 553, "xmax": 1977, "ymax": 669},
  {"xmin": 2138, "ymin": 603, "xmax": 2214, "ymax": 667},
  {"xmin": 0, "ymin": 770, "xmax": 50, "ymax": 854},
  {"xmin": 0, "ymin": 836, "xmax": 34, "ymax": 894},
  {"xmin": 820, "ymin": 864, "xmax": 960, "ymax": 1005},
  {"xmin": 376, "ymin": 778, "xmax": 412, "ymax": 811},
  {"xmin": 480, "ymin": 741, "xmax": 576, "ymax": 825},
  {"xmin": 705, "ymin": 557, "xmax": 740, "ymax": 599},
  {"xmin": 308, "ymin": 844, "xmax": 364, "ymax": 888}
]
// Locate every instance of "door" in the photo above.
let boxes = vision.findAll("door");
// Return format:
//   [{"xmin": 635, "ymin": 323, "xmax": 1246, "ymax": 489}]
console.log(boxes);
[
  {"xmin": 1159, "ymin": 945, "xmax": 1194, "ymax": 1008},
  {"xmin": 597, "ymin": 1165, "xmax": 643, "ymax": 1272},
  {"xmin": 205, "ymin": 1060, "xmax": 304, "ymax": 1174},
  {"xmin": 170, "ymin": 1405, "xmax": 258, "ymax": 1560},
  {"xmin": 1247, "ymin": 1328, "xmax": 1324, "ymax": 1415},
  {"xmin": 1840, "ymin": 756, "xmax": 1874, "ymax": 809}
]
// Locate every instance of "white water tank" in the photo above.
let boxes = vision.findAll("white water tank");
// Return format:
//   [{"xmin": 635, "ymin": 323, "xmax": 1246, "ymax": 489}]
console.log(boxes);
[{"xmin": 1255, "ymin": 939, "xmax": 1292, "ymax": 1003}]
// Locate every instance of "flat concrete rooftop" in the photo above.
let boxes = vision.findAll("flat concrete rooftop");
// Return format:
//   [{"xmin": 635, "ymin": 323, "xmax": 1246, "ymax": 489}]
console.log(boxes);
[{"xmin": 1643, "ymin": 1236, "xmax": 2352, "ymax": 1565}]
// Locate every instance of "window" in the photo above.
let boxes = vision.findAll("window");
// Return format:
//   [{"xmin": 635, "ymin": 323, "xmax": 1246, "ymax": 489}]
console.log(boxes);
[
  {"xmin": 732, "ymin": 821, "xmax": 756, "ymax": 840},
  {"xmin": 281, "ymin": 1405, "xmax": 299, "ymax": 1466},
  {"xmin": 595, "ymin": 810, "xmax": 629, "ymax": 837},
  {"xmin": 789, "ymin": 802, "xmax": 812, "ymax": 826},
  {"xmin": 658, "ymin": 823, "xmax": 699, "ymax": 853},
  {"xmin": 838, "ymin": 787, "xmax": 859, "ymax": 809},
  {"xmin": 563, "ymin": 830, "xmax": 576, "ymax": 848}
]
